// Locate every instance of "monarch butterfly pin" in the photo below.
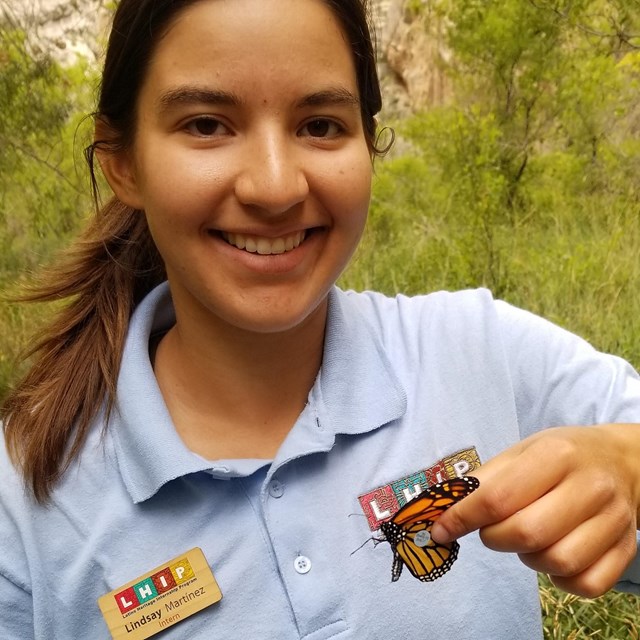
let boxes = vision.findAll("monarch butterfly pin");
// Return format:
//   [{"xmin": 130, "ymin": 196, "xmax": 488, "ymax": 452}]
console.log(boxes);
[{"xmin": 379, "ymin": 476, "xmax": 479, "ymax": 582}]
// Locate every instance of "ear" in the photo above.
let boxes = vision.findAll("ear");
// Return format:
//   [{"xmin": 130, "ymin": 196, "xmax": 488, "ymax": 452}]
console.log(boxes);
[{"xmin": 93, "ymin": 117, "xmax": 145, "ymax": 210}]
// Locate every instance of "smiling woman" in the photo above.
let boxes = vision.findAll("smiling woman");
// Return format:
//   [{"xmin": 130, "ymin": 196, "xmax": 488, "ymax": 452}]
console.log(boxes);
[
  {"xmin": 104, "ymin": 0, "xmax": 372, "ymax": 339},
  {"xmin": 2, "ymin": 1, "xmax": 640, "ymax": 639},
  {"xmin": 96, "ymin": 0, "xmax": 373, "ymax": 459}
]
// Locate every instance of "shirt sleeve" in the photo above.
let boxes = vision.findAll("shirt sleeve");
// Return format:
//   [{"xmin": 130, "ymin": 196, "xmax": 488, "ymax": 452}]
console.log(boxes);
[
  {"xmin": 0, "ymin": 571, "xmax": 33, "ymax": 638},
  {"xmin": 616, "ymin": 532, "xmax": 640, "ymax": 594},
  {"xmin": 0, "ymin": 438, "xmax": 35, "ymax": 637},
  {"xmin": 494, "ymin": 299, "xmax": 640, "ymax": 592},
  {"xmin": 494, "ymin": 299, "xmax": 640, "ymax": 437}
]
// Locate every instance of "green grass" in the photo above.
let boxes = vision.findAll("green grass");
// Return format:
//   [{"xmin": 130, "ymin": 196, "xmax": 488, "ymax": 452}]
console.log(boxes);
[{"xmin": 539, "ymin": 575, "xmax": 640, "ymax": 639}]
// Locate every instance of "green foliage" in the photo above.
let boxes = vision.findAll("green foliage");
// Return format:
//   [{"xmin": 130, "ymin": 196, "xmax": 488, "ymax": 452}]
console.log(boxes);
[
  {"xmin": 343, "ymin": 0, "xmax": 640, "ymax": 368},
  {"xmin": 0, "ymin": 26, "xmax": 95, "ymax": 263},
  {"xmin": 0, "ymin": 21, "xmax": 96, "ymax": 397},
  {"xmin": 405, "ymin": 0, "xmax": 426, "ymax": 17}
]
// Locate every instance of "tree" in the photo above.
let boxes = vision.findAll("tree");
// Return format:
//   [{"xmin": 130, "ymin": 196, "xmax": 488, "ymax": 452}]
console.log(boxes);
[
  {"xmin": 0, "ymin": 6, "xmax": 97, "ymax": 397},
  {"xmin": 0, "ymin": 9, "xmax": 95, "ymax": 274}
]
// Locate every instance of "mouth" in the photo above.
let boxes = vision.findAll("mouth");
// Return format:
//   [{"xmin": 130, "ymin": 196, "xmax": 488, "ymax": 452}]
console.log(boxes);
[{"xmin": 220, "ymin": 230, "xmax": 307, "ymax": 255}]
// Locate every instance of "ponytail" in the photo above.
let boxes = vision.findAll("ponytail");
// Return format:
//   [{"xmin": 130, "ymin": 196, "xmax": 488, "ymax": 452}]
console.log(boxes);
[{"xmin": 1, "ymin": 198, "xmax": 165, "ymax": 503}]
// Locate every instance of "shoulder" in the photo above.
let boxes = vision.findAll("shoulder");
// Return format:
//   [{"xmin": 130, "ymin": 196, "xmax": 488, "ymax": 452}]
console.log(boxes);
[
  {"xmin": 335, "ymin": 287, "xmax": 501, "ymax": 346},
  {"xmin": 332, "ymin": 287, "xmax": 632, "ymax": 390},
  {"xmin": 0, "ymin": 429, "xmax": 30, "ymax": 517},
  {"xmin": 0, "ymin": 430, "xmax": 33, "ymax": 592},
  {"xmin": 336, "ymin": 287, "xmax": 597, "ymax": 353},
  {"xmin": 0, "ymin": 413, "xmax": 119, "ymax": 570},
  {"xmin": 339, "ymin": 289, "xmax": 495, "ymax": 324}
]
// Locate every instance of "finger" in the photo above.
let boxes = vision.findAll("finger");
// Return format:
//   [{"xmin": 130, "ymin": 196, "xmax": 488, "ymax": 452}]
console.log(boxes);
[
  {"xmin": 432, "ymin": 438, "xmax": 570, "ymax": 543},
  {"xmin": 548, "ymin": 530, "xmax": 638, "ymax": 598},
  {"xmin": 478, "ymin": 474, "xmax": 610, "ymax": 553},
  {"xmin": 517, "ymin": 508, "xmax": 630, "ymax": 574}
]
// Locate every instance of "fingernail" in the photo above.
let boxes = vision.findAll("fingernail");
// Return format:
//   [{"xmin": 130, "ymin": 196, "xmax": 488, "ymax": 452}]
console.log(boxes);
[{"xmin": 430, "ymin": 522, "xmax": 453, "ymax": 544}]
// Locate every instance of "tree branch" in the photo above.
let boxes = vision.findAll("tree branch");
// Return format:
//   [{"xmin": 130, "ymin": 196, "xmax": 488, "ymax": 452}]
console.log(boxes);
[
  {"xmin": 526, "ymin": 0, "xmax": 640, "ymax": 50},
  {"xmin": 4, "ymin": 138, "xmax": 83, "ymax": 194}
]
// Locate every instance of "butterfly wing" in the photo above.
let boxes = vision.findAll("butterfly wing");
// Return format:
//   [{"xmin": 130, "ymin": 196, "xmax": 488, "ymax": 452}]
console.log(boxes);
[
  {"xmin": 396, "ymin": 520, "xmax": 460, "ymax": 582},
  {"xmin": 380, "ymin": 476, "xmax": 479, "ymax": 582},
  {"xmin": 391, "ymin": 476, "xmax": 480, "ymax": 527}
]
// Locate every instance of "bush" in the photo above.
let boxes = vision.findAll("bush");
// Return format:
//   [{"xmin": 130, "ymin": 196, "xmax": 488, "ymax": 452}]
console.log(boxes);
[{"xmin": 0, "ymin": 22, "xmax": 96, "ymax": 398}]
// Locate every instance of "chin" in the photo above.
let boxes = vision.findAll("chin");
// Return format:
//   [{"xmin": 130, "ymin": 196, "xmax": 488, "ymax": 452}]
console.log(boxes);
[{"xmin": 222, "ymin": 297, "xmax": 328, "ymax": 335}]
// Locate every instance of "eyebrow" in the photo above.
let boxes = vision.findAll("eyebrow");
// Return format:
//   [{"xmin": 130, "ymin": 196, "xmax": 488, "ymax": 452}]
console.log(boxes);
[
  {"xmin": 157, "ymin": 87, "xmax": 243, "ymax": 112},
  {"xmin": 156, "ymin": 85, "xmax": 360, "ymax": 112},
  {"xmin": 295, "ymin": 88, "xmax": 361, "ymax": 109}
]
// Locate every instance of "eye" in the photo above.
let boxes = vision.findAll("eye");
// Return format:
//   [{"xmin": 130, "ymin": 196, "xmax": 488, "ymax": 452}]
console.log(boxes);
[
  {"xmin": 299, "ymin": 118, "xmax": 343, "ymax": 138},
  {"xmin": 184, "ymin": 117, "xmax": 230, "ymax": 138}
]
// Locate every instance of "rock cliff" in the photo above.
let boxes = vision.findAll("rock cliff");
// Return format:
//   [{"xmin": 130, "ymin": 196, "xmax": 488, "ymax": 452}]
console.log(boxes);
[
  {"xmin": 372, "ymin": 0, "xmax": 451, "ymax": 118},
  {"xmin": 2, "ymin": 0, "xmax": 111, "ymax": 64}
]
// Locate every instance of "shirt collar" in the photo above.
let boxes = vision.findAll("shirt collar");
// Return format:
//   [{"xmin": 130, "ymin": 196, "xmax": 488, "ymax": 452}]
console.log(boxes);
[
  {"xmin": 316, "ymin": 287, "xmax": 407, "ymax": 437},
  {"xmin": 111, "ymin": 283, "xmax": 406, "ymax": 503}
]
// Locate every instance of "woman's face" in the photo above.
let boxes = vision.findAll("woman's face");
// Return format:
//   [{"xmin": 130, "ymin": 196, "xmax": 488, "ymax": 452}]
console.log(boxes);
[{"xmin": 111, "ymin": 0, "xmax": 372, "ymax": 335}]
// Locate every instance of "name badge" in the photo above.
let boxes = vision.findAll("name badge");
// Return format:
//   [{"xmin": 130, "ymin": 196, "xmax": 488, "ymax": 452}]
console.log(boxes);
[{"xmin": 98, "ymin": 547, "xmax": 222, "ymax": 639}]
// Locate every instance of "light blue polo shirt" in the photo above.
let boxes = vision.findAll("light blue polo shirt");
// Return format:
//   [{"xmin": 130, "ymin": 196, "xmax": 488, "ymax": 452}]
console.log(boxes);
[{"xmin": 1, "ymin": 283, "xmax": 639, "ymax": 639}]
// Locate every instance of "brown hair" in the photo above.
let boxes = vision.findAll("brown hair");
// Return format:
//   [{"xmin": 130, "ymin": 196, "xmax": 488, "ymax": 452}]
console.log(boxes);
[{"xmin": 2, "ymin": 0, "xmax": 384, "ymax": 502}]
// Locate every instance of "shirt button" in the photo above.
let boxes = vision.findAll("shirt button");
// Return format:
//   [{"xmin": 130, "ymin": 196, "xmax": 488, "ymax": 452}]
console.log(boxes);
[
  {"xmin": 268, "ymin": 480, "xmax": 284, "ymax": 498},
  {"xmin": 293, "ymin": 555, "xmax": 312, "ymax": 575}
]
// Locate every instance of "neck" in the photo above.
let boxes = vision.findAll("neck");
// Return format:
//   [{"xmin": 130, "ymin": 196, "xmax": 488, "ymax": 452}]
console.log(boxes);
[{"xmin": 153, "ymin": 299, "xmax": 327, "ymax": 460}]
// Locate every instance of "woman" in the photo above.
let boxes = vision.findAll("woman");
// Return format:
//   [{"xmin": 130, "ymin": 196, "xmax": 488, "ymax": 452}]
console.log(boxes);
[{"xmin": 1, "ymin": 0, "xmax": 639, "ymax": 637}]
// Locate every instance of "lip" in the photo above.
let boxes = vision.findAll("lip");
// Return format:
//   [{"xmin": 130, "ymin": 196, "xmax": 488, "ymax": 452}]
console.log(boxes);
[{"xmin": 208, "ymin": 227, "xmax": 324, "ymax": 275}]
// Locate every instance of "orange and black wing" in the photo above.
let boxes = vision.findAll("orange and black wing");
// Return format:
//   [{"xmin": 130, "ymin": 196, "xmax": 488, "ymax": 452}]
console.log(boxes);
[
  {"xmin": 391, "ymin": 476, "xmax": 480, "ymax": 528},
  {"xmin": 394, "ymin": 519, "xmax": 459, "ymax": 582},
  {"xmin": 380, "ymin": 476, "xmax": 479, "ymax": 582}
]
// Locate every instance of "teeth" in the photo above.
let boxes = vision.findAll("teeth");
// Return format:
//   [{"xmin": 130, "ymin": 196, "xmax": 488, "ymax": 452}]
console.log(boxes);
[{"xmin": 222, "ymin": 231, "xmax": 306, "ymax": 255}]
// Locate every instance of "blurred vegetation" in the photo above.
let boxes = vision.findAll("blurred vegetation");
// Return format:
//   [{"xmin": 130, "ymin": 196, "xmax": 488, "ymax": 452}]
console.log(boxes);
[
  {"xmin": 343, "ymin": 0, "xmax": 640, "ymax": 369},
  {"xmin": 1, "ymin": 1, "xmax": 639, "ymax": 636},
  {"xmin": 539, "ymin": 574, "xmax": 640, "ymax": 638},
  {"xmin": 0, "ymin": 13, "xmax": 96, "ymax": 392}
]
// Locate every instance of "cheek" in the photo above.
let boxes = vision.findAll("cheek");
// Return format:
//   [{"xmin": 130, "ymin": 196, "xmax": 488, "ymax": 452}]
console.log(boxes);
[
  {"xmin": 342, "ymin": 159, "xmax": 373, "ymax": 224},
  {"xmin": 136, "ymin": 156, "xmax": 225, "ymax": 225},
  {"xmin": 321, "ymin": 153, "xmax": 372, "ymax": 216}
]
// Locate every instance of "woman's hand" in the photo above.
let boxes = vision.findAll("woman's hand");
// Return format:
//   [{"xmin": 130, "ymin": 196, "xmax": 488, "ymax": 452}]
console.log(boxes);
[{"xmin": 431, "ymin": 424, "xmax": 640, "ymax": 597}]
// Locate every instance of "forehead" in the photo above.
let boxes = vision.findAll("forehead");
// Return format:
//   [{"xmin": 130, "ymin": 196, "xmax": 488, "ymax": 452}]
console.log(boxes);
[{"xmin": 142, "ymin": 0, "xmax": 358, "ymax": 101}]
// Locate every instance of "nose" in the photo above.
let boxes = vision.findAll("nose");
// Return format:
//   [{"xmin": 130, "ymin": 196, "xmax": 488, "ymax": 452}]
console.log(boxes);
[{"xmin": 234, "ymin": 131, "xmax": 309, "ymax": 214}]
